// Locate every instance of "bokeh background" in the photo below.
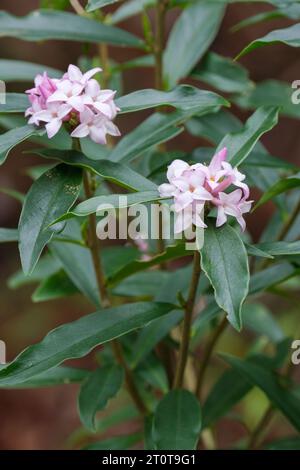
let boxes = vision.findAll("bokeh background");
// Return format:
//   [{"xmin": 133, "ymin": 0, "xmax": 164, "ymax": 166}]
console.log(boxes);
[{"xmin": 0, "ymin": 0, "xmax": 299, "ymax": 449}]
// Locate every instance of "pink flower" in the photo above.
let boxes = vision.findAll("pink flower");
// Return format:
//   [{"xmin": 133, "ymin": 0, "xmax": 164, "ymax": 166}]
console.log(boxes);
[
  {"xmin": 71, "ymin": 107, "xmax": 120, "ymax": 144},
  {"xmin": 83, "ymin": 79, "xmax": 120, "ymax": 119},
  {"xmin": 25, "ymin": 65, "xmax": 120, "ymax": 145},
  {"xmin": 215, "ymin": 190, "xmax": 253, "ymax": 231},
  {"xmin": 158, "ymin": 147, "xmax": 253, "ymax": 233},
  {"xmin": 34, "ymin": 102, "xmax": 72, "ymax": 138},
  {"xmin": 63, "ymin": 64, "xmax": 102, "ymax": 86}
]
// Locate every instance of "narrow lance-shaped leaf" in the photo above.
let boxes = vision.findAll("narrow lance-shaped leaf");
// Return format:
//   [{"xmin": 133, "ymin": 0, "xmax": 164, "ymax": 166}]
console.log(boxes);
[
  {"xmin": 0, "ymin": 93, "xmax": 30, "ymax": 113},
  {"xmin": 116, "ymin": 86, "xmax": 229, "ymax": 114},
  {"xmin": 254, "ymin": 174, "xmax": 300, "ymax": 210},
  {"xmin": 32, "ymin": 148, "xmax": 157, "ymax": 191},
  {"xmin": 223, "ymin": 354, "xmax": 300, "ymax": 433},
  {"xmin": 191, "ymin": 52, "xmax": 253, "ymax": 94},
  {"xmin": 0, "ymin": 10, "xmax": 143, "ymax": 48},
  {"xmin": 0, "ymin": 301, "xmax": 175, "ymax": 386},
  {"xmin": 19, "ymin": 164, "xmax": 82, "ymax": 275},
  {"xmin": 0, "ymin": 125, "xmax": 42, "ymax": 166},
  {"xmin": 78, "ymin": 365, "xmax": 124, "ymax": 432},
  {"xmin": 0, "ymin": 228, "xmax": 18, "ymax": 243},
  {"xmin": 237, "ymin": 23, "xmax": 300, "ymax": 59},
  {"xmin": 201, "ymin": 223, "xmax": 250, "ymax": 331},
  {"xmin": 216, "ymin": 106, "xmax": 279, "ymax": 167},
  {"xmin": 152, "ymin": 390, "xmax": 202, "ymax": 450},
  {"xmin": 0, "ymin": 61, "xmax": 61, "ymax": 82},
  {"xmin": 163, "ymin": 3, "xmax": 225, "ymax": 89}
]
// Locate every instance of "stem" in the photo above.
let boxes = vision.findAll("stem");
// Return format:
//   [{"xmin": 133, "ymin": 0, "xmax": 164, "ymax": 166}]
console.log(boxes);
[
  {"xmin": 173, "ymin": 251, "xmax": 201, "ymax": 389},
  {"xmin": 69, "ymin": 0, "xmax": 86, "ymax": 16},
  {"xmin": 98, "ymin": 43, "xmax": 110, "ymax": 88},
  {"xmin": 83, "ymin": 171, "xmax": 110, "ymax": 308},
  {"xmin": 195, "ymin": 316, "xmax": 228, "ymax": 399},
  {"xmin": 154, "ymin": 0, "xmax": 168, "ymax": 91},
  {"xmin": 247, "ymin": 405, "xmax": 274, "ymax": 450}
]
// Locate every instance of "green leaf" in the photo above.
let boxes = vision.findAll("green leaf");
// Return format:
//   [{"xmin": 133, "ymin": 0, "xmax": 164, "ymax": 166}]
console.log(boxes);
[
  {"xmin": 111, "ymin": 108, "xmax": 228, "ymax": 164},
  {"xmin": 0, "ymin": 301, "xmax": 175, "ymax": 386},
  {"xmin": 0, "ymin": 228, "xmax": 18, "ymax": 243},
  {"xmin": 8, "ymin": 253, "xmax": 62, "ymax": 289},
  {"xmin": 50, "ymin": 240, "xmax": 100, "ymax": 306},
  {"xmin": 201, "ymin": 223, "xmax": 249, "ymax": 331},
  {"xmin": 192, "ymin": 52, "xmax": 253, "ymax": 94},
  {"xmin": 217, "ymin": 106, "xmax": 279, "ymax": 167},
  {"xmin": 0, "ymin": 187, "xmax": 25, "ymax": 203},
  {"xmin": 18, "ymin": 164, "xmax": 82, "ymax": 275},
  {"xmin": 111, "ymin": 0, "xmax": 154, "ymax": 24},
  {"xmin": 202, "ymin": 368, "xmax": 252, "ymax": 428},
  {"xmin": 242, "ymin": 302, "xmax": 284, "ymax": 343},
  {"xmin": 32, "ymin": 270, "xmax": 78, "ymax": 302},
  {"xmin": 234, "ymin": 80, "xmax": 300, "ymax": 120},
  {"xmin": 32, "ymin": 148, "xmax": 157, "ymax": 191},
  {"xmin": 0, "ymin": 60, "xmax": 61, "ymax": 82},
  {"xmin": 131, "ymin": 310, "xmax": 183, "ymax": 367},
  {"xmin": 237, "ymin": 23, "xmax": 300, "ymax": 59},
  {"xmin": 57, "ymin": 190, "xmax": 162, "ymax": 221},
  {"xmin": 254, "ymin": 174, "xmax": 300, "ymax": 209},
  {"xmin": 0, "ymin": 10, "xmax": 143, "ymax": 48},
  {"xmin": 232, "ymin": 6, "xmax": 300, "ymax": 33},
  {"xmin": 0, "ymin": 366, "xmax": 89, "ymax": 389},
  {"xmin": 113, "ymin": 270, "xmax": 169, "ymax": 297},
  {"xmin": 265, "ymin": 437, "xmax": 300, "ymax": 450},
  {"xmin": 86, "ymin": 0, "xmax": 119, "ymax": 12},
  {"xmin": 108, "ymin": 243, "xmax": 187, "ymax": 286},
  {"xmin": 116, "ymin": 85, "xmax": 229, "ymax": 114},
  {"xmin": 153, "ymin": 390, "xmax": 202, "ymax": 450},
  {"xmin": 78, "ymin": 365, "xmax": 124, "ymax": 432},
  {"xmin": 0, "ymin": 93, "xmax": 30, "ymax": 113},
  {"xmin": 136, "ymin": 354, "xmax": 168, "ymax": 393},
  {"xmin": 223, "ymin": 354, "xmax": 300, "ymax": 433},
  {"xmin": 85, "ymin": 433, "xmax": 142, "ymax": 450},
  {"xmin": 163, "ymin": 3, "xmax": 225, "ymax": 89},
  {"xmin": 0, "ymin": 125, "xmax": 41, "ymax": 165},
  {"xmin": 40, "ymin": 0, "xmax": 69, "ymax": 9},
  {"xmin": 253, "ymin": 240, "xmax": 300, "ymax": 257}
]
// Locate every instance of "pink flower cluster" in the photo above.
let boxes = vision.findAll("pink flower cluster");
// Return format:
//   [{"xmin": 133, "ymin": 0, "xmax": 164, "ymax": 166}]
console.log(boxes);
[
  {"xmin": 158, "ymin": 147, "xmax": 253, "ymax": 233},
  {"xmin": 25, "ymin": 65, "xmax": 120, "ymax": 144}
]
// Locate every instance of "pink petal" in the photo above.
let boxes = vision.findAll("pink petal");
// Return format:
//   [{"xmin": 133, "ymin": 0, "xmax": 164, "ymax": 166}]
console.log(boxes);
[
  {"xmin": 90, "ymin": 125, "xmax": 107, "ymax": 144},
  {"xmin": 83, "ymin": 67, "xmax": 102, "ymax": 82},
  {"xmin": 67, "ymin": 65, "xmax": 83, "ymax": 82},
  {"xmin": 105, "ymin": 121, "xmax": 121, "ymax": 137},
  {"xmin": 209, "ymin": 147, "xmax": 228, "ymax": 174},
  {"xmin": 69, "ymin": 95, "xmax": 85, "ymax": 112},
  {"xmin": 46, "ymin": 119, "xmax": 62, "ymax": 139},
  {"xmin": 158, "ymin": 183, "xmax": 176, "ymax": 198},
  {"xmin": 47, "ymin": 90, "xmax": 68, "ymax": 103},
  {"xmin": 216, "ymin": 206, "xmax": 227, "ymax": 227},
  {"xmin": 71, "ymin": 123, "xmax": 89, "ymax": 139}
]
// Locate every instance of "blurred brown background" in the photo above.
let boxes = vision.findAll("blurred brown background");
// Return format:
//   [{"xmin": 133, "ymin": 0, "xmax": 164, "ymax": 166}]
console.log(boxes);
[{"xmin": 0, "ymin": 0, "xmax": 299, "ymax": 449}]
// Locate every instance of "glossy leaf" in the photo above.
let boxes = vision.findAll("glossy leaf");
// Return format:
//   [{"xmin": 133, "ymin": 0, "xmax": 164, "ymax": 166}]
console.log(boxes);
[
  {"xmin": 0, "ymin": 302, "xmax": 175, "ymax": 386},
  {"xmin": 0, "ymin": 366, "xmax": 89, "ymax": 389},
  {"xmin": 33, "ymin": 149, "xmax": 157, "ymax": 191},
  {"xmin": 255, "ymin": 174, "xmax": 300, "ymax": 209},
  {"xmin": 0, "ymin": 125, "xmax": 41, "ymax": 165},
  {"xmin": 201, "ymin": 223, "xmax": 250, "ymax": 331},
  {"xmin": 232, "ymin": 6, "xmax": 300, "ymax": 33},
  {"xmin": 237, "ymin": 23, "xmax": 300, "ymax": 59},
  {"xmin": 163, "ymin": 3, "xmax": 225, "ymax": 89},
  {"xmin": 19, "ymin": 165, "xmax": 82, "ymax": 275},
  {"xmin": 78, "ymin": 365, "xmax": 124, "ymax": 431},
  {"xmin": 242, "ymin": 302, "xmax": 284, "ymax": 343},
  {"xmin": 8, "ymin": 254, "xmax": 62, "ymax": 290},
  {"xmin": 253, "ymin": 240, "xmax": 300, "ymax": 257},
  {"xmin": 153, "ymin": 390, "xmax": 202, "ymax": 450},
  {"xmin": 0, "ymin": 93, "xmax": 30, "ymax": 113},
  {"xmin": 224, "ymin": 354, "xmax": 300, "ymax": 432},
  {"xmin": 86, "ymin": 0, "xmax": 119, "ymax": 12},
  {"xmin": 32, "ymin": 270, "xmax": 78, "ymax": 302},
  {"xmin": 0, "ymin": 10, "xmax": 143, "ymax": 47},
  {"xmin": 0, "ymin": 60, "xmax": 61, "ymax": 82},
  {"xmin": 116, "ymin": 86, "xmax": 229, "ymax": 114},
  {"xmin": 192, "ymin": 52, "xmax": 253, "ymax": 94},
  {"xmin": 111, "ymin": 0, "xmax": 154, "ymax": 24},
  {"xmin": 217, "ymin": 106, "xmax": 279, "ymax": 167},
  {"xmin": 56, "ymin": 190, "xmax": 162, "ymax": 221},
  {"xmin": 0, "ymin": 228, "xmax": 18, "ymax": 243}
]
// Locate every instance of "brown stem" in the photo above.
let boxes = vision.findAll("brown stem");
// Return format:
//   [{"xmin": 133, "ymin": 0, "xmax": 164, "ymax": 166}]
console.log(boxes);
[
  {"xmin": 247, "ymin": 405, "xmax": 274, "ymax": 450},
  {"xmin": 69, "ymin": 0, "xmax": 86, "ymax": 16},
  {"xmin": 173, "ymin": 251, "xmax": 201, "ymax": 388},
  {"xmin": 154, "ymin": 0, "xmax": 168, "ymax": 91},
  {"xmin": 195, "ymin": 315, "xmax": 228, "ymax": 400},
  {"xmin": 98, "ymin": 43, "xmax": 110, "ymax": 88},
  {"xmin": 83, "ymin": 171, "xmax": 110, "ymax": 308}
]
